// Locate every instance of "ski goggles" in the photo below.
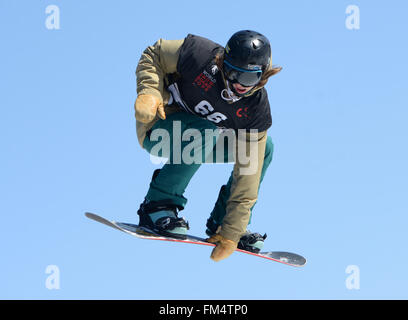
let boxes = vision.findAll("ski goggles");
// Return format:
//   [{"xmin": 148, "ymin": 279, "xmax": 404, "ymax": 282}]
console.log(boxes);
[{"xmin": 223, "ymin": 60, "xmax": 263, "ymax": 87}]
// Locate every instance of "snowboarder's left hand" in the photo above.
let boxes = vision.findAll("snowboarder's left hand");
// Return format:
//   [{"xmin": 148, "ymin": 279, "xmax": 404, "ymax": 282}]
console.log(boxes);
[{"xmin": 207, "ymin": 234, "xmax": 238, "ymax": 262}]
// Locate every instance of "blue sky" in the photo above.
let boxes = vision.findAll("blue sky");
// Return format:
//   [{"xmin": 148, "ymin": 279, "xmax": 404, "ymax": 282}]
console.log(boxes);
[{"xmin": 1, "ymin": 0, "xmax": 407, "ymax": 299}]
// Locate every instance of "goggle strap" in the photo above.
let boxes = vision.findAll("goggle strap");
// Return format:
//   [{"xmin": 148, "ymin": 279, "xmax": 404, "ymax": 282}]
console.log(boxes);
[{"xmin": 224, "ymin": 60, "xmax": 262, "ymax": 73}]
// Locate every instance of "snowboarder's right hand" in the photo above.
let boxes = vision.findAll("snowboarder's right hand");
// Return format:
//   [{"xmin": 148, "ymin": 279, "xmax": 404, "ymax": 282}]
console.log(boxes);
[
  {"xmin": 207, "ymin": 234, "xmax": 238, "ymax": 262},
  {"xmin": 134, "ymin": 94, "xmax": 166, "ymax": 123}
]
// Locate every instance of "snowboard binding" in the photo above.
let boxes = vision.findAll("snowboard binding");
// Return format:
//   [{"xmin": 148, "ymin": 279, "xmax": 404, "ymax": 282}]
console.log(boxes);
[
  {"xmin": 137, "ymin": 199, "xmax": 189, "ymax": 240},
  {"xmin": 238, "ymin": 231, "xmax": 267, "ymax": 254}
]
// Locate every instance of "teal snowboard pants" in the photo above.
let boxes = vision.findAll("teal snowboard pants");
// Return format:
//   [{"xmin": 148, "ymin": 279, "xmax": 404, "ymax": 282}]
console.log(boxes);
[{"xmin": 142, "ymin": 111, "xmax": 273, "ymax": 226}]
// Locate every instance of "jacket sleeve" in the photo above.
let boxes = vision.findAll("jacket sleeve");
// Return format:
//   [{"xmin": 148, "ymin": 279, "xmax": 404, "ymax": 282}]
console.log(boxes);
[
  {"xmin": 136, "ymin": 38, "xmax": 184, "ymax": 101},
  {"xmin": 219, "ymin": 130, "xmax": 267, "ymax": 242}
]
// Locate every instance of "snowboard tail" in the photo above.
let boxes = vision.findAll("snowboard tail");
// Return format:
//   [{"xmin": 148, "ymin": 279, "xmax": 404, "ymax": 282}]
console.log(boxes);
[{"xmin": 85, "ymin": 212, "xmax": 306, "ymax": 267}]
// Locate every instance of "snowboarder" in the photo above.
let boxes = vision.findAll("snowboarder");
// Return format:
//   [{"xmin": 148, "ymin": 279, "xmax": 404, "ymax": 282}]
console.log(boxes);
[{"xmin": 134, "ymin": 30, "xmax": 282, "ymax": 262}]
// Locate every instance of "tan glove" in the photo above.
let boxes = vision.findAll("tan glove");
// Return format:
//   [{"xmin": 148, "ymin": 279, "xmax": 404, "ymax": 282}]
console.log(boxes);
[
  {"xmin": 207, "ymin": 234, "xmax": 238, "ymax": 262},
  {"xmin": 134, "ymin": 94, "xmax": 166, "ymax": 123}
]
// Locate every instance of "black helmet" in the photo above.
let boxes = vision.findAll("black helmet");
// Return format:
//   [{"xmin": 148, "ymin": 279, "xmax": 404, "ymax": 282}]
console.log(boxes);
[{"xmin": 223, "ymin": 30, "xmax": 271, "ymax": 87}]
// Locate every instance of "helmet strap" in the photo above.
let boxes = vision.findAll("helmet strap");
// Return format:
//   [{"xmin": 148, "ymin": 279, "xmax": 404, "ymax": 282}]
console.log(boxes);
[{"xmin": 221, "ymin": 80, "xmax": 242, "ymax": 103}]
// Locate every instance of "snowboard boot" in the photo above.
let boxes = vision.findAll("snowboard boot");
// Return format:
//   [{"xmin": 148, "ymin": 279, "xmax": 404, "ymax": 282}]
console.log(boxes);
[
  {"xmin": 137, "ymin": 199, "xmax": 189, "ymax": 240},
  {"xmin": 206, "ymin": 218, "xmax": 267, "ymax": 254},
  {"xmin": 237, "ymin": 231, "xmax": 267, "ymax": 254}
]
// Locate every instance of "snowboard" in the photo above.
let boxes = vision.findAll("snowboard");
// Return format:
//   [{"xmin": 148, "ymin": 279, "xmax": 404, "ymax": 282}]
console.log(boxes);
[{"xmin": 85, "ymin": 212, "xmax": 306, "ymax": 267}]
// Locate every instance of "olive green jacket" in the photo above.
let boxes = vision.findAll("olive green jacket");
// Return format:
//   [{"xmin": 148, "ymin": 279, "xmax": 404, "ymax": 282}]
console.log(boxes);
[{"xmin": 135, "ymin": 38, "xmax": 268, "ymax": 242}]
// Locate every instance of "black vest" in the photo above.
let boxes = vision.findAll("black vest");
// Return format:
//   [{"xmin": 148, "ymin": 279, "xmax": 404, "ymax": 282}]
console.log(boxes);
[{"xmin": 167, "ymin": 34, "xmax": 272, "ymax": 132}]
